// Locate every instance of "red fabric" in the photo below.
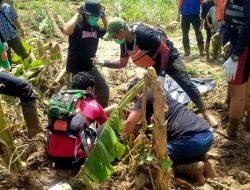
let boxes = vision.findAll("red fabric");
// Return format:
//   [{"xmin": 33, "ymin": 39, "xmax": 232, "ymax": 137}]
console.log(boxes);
[
  {"xmin": 48, "ymin": 134, "xmax": 87, "ymax": 158},
  {"xmin": 53, "ymin": 120, "xmax": 67, "ymax": 131},
  {"xmin": 229, "ymin": 47, "xmax": 249, "ymax": 85},
  {"xmin": 80, "ymin": 97, "xmax": 107, "ymax": 125},
  {"xmin": 127, "ymin": 46, "xmax": 156, "ymax": 67},
  {"xmin": 156, "ymin": 41, "xmax": 170, "ymax": 70}
]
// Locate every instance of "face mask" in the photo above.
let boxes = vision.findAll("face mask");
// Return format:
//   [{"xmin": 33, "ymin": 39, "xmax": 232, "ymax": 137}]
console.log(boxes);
[
  {"xmin": 114, "ymin": 39, "xmax": 125, "ymax": 45},
  {"xmin": 87, "ymin": 16, "xmax": 99, "ymax": 26}
]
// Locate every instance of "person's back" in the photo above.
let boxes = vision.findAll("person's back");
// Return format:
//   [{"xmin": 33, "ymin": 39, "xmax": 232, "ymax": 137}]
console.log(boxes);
[
  {"xmin": 124, "ymin": 78, "xmax": 214, "ymax": 185},
  {"xmin": 179, "ymin": 0, "xmax": 202, "ymax": 16},
  {"xmin": 47, "ymin": 72, "xmax": 107, "ymax": 167}
]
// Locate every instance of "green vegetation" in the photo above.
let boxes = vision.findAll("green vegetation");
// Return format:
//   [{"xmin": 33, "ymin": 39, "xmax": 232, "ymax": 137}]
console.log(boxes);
[
  {"xmin": 102, "ymin": 0, "xmax": 177, "ymax": 26},
  {"xmin": 16, "ymin": 0, "xmax": 177, "ymax": 33}
]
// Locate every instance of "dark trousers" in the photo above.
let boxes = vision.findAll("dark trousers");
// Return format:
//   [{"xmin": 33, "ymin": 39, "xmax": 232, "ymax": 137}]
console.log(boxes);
[
  {"xmin": 0, "ymin": 71, "xmax": 36, "ymax": 102},
  {"xmin": 166, "ymin": 57, "xmax": 204, "ymax": 111},
  {"xmin": 66, "ymin": 66, "xmax": 109, "ymax": 108},
  {"xmin": 205, "ymin": 27, "xmax": 212, "ymax": 44},
  {"xmin": 181, "ymin": 15, "xmax": 204, "ymax": 49},
  {"xmin": 7, "ymin": 36, "xmax": 29, "ymax": 65}
]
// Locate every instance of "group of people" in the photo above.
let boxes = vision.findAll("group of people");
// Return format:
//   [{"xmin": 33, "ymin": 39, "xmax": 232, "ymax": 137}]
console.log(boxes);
[{"xmin": 0, "ymin": 0, "xmax": 249, "ymax": 187}]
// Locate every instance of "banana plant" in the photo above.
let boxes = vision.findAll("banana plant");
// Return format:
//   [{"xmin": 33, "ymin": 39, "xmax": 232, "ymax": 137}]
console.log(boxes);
[
  {"xmin": 74, "ymin": 79, "xmax": 145, "ymax": 186},
  {"xmin": 0, "ymin": 103, "xmax": 23, "ymax": 172}
]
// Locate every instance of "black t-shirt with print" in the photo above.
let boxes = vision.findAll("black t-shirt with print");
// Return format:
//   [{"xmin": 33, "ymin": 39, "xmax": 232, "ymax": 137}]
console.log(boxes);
[
  {"xmin": 66, "ymin": 16, "xmax": 106, "ymax": 73},
  {"xmin": 135, "ymin": 89, "xmax": 211, "ymax": 141},
  {"xmin": 120, "ymin": 24, "xmax": 179, "ymax": 73}
]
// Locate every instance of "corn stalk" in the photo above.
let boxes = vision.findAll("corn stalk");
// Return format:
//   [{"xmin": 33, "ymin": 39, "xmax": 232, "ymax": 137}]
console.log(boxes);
[
  {"xmin": 146, "ymin": 67, "xmax": 170, "ymax": 190},
  {"xmin": 0, "ymin": 103, "xmax": 22, "ymax": 172}
]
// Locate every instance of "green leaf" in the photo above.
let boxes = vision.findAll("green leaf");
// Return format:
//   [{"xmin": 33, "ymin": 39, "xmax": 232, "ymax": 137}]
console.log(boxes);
[
  {"xmin": 75, "ymin": 79, "xmax": 145, "ymax": 186},
  {"xmin": 30, "ymin": 59, "xmax": 45, "ymax": 68},
  {"xmin": 160, "ymin": 158, "xmax": 172, "ymax": 171}
]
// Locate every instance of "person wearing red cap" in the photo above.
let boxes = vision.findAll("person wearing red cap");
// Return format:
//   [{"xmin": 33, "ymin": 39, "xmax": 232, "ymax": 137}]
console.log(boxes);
[{"xmin": 63, "ymin": 0, "xmax": 109, "ymax": 108}]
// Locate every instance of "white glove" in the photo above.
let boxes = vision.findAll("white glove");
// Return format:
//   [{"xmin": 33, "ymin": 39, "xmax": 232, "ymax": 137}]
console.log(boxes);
[
  {"xmin": 3, "ymin": 42, "xmax": 8, "ymax": 51},
  {"xmin": 222, "ymin": 57, "xmax": 238, "ymax": 82},
  {"xmin": 92, "ymin": 57, "xmax": 105, "ymax": 67}
]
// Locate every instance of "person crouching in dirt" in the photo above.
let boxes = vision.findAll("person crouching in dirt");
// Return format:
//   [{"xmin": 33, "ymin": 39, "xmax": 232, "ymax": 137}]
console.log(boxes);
[
  {"xmin": 123, "ymin": 78, "xmax": 215, "ymax": 186},
  {"xmin": 62, "ymin": 0, "xmax": 109, "ymax": 108},
  {"xmin": 92, "ymin": 17, "xmax": 217, "ymax": 127},
  {"xmin": 222, "ymin": 0, "xmax": 250, "ymax": 138}
]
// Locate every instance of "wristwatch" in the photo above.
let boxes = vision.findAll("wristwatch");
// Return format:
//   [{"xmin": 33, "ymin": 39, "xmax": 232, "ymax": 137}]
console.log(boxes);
[{"xmin": 231, "ymin": 55, "xmax": 239, "ymax": 62}]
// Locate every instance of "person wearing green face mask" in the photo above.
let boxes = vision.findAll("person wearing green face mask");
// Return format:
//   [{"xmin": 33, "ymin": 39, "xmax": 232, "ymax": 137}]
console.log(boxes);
[
  {"xmin": 92, "ymin": 17, "xmax": 219, "ymax": 128},
  {"xmin": 62, "ymin": 0, "xmax": 109, "ymax": 108},
  {"xmin": 87, "ymin": 16, "xmax": 99, "ymax": 26}
]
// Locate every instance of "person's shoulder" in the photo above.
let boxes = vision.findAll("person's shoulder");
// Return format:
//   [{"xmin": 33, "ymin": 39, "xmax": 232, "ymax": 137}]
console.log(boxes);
[
  {"xmin": 85, "ymin": 97, "xmax": 104, "ymax": 110},
  {"xmin": 3, "ymin": 3, "xmax": 12, "ymax": 9}
]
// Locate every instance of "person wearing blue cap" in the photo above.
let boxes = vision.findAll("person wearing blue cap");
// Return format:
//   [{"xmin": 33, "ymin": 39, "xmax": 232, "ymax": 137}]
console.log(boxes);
[{"xmin": 62, "ymin": 0, "xmax": 109, "ymax": 108}]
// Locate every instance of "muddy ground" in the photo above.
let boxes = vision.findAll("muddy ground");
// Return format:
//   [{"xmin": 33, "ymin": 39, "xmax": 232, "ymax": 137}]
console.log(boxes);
[{"xmin": 1, "ymin": 7, "xmax": 250, "ymax": 190}]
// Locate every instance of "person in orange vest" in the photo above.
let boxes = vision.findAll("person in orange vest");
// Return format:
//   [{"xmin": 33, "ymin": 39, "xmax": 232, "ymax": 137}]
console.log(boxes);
[
  {"xmin": 93, "ymin": 17, "xmax": 218, "ymax": 128},
  {"xmin": 222, "ymin": 0, "xmax": 250, "ymax": 138}
]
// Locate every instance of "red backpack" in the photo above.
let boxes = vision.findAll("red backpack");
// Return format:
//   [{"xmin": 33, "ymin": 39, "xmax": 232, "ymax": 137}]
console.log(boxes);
[{"xmin": 47, "ymin": 90, "xmax": 97, "ymax": 162}]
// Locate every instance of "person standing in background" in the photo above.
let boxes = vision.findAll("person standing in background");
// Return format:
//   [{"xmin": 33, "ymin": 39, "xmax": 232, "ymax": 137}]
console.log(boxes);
[
  {"xmin": 62, "ymin": 0, "xmax": 109, "ymax": 108},
  {"xmin": 177, "ymin": 0, "xmax": 205, "ymax": 56},
  {"xmin": 0, "ymin": 0, "xmax": 30, "ymax": 66}
]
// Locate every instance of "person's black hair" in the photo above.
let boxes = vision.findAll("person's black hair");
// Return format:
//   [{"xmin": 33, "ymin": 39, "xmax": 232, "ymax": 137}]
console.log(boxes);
[
  {"xmin": 72, "ymin": 72, "xmax": 95, "ymax": 90},
  {"xmin": 124, "ymin": 77, "xmax": 142, "ymax": 93}
]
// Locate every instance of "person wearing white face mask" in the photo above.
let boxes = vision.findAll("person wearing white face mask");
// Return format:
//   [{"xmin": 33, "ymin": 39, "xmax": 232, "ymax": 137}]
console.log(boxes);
[
  {"xmin": 62, "ymin": 0, "xmax": 109, "ymax": 108},
  {"xmin": 93, "ymin": 17, "xmax": 218, "ymax": 128},
  {"xmin": 222, "ymin": 0, "xmax": 250, "ymax": 138}
]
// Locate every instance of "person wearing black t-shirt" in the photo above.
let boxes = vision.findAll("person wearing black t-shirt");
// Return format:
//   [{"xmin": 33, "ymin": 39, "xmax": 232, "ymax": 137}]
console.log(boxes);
[
  {"xmin": 62, "ymin": 0, "xmax": 109, "ymax": 108},
  {"xmin": 123, "ymin": 78, "xmax": 215, "ymax": 186},
  {"xmin": 93, "ymin": 17, "xmax": 217, "ymax": 127}
]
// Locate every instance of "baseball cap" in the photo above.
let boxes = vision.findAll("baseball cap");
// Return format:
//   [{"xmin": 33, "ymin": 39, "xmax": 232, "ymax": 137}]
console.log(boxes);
[
  {"xmin": 83, "ymin": 0, "xmax": 101, "ymax": 17},
  {"xmin": 103, "ymin": 17, "xmax": 126, "ymax": 40}
]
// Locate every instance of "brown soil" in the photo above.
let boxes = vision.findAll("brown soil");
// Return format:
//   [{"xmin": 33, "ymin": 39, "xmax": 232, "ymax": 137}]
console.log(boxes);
[{"xmin": 1, "ymin": 8, "xmax": 250, "ymax": 190}]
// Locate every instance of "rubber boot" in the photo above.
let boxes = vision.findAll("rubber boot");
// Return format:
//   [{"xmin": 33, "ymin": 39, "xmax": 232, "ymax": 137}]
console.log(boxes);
[
  {"xmin": 184, "ymin": 47, "xmax": 190, "ymax": 56},
  {"xmin": 226, "ymin": 118, "xmax": 240, "ymax": 138},
  {"xmin": 173, "ymin": 161, "xmax": 205, "ymax": 186},
  {"xmin": 203, "ymin": 157, "xmax": 216, "ymax": 178},
  {"xmin": 242, "ymin": 115, "xmax": 250, "ymax": 131},
  {"xmin": 205, "ymin": 43, "xmax": 210, "ymax": 61},
  {"xmin": 212, "ymin": 37, "xmax": 219, "ymax": 60},
  {"xmin": 21, "ymin": 100, "xmax": 43, "ymax": 138},
  {"xmin": 198, "ymin": 45, "xmax": 205, "ymax": 56}
]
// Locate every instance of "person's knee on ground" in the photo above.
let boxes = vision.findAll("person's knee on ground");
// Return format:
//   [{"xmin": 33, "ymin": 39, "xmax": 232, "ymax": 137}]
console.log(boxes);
[{"xmin": 173, "ymin": 161, "xmax": 206, "ymax": 186}]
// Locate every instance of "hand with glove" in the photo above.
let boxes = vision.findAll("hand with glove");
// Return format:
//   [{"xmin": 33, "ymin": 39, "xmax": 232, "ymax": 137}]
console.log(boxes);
[
  {"xmin": 92, "ymin": 57, "xmax": 106, "ymax": 67},
  {"xmin": 3, "ymin": 42, "xmax": 8, "ymax": 51},
  {"xmin": 222, "ymin": 57, "xmax": 238, "ymax": 82}
]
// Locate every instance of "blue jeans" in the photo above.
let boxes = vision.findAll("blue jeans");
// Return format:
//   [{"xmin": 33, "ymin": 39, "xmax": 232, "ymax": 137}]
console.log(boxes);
[
  {"xmin": 0, "ymin": 71, "xmax": 36, "ymax": 102},
  {"xmin": 168, "ymin": 130, "xmax": 213, "ymax": 164}
]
